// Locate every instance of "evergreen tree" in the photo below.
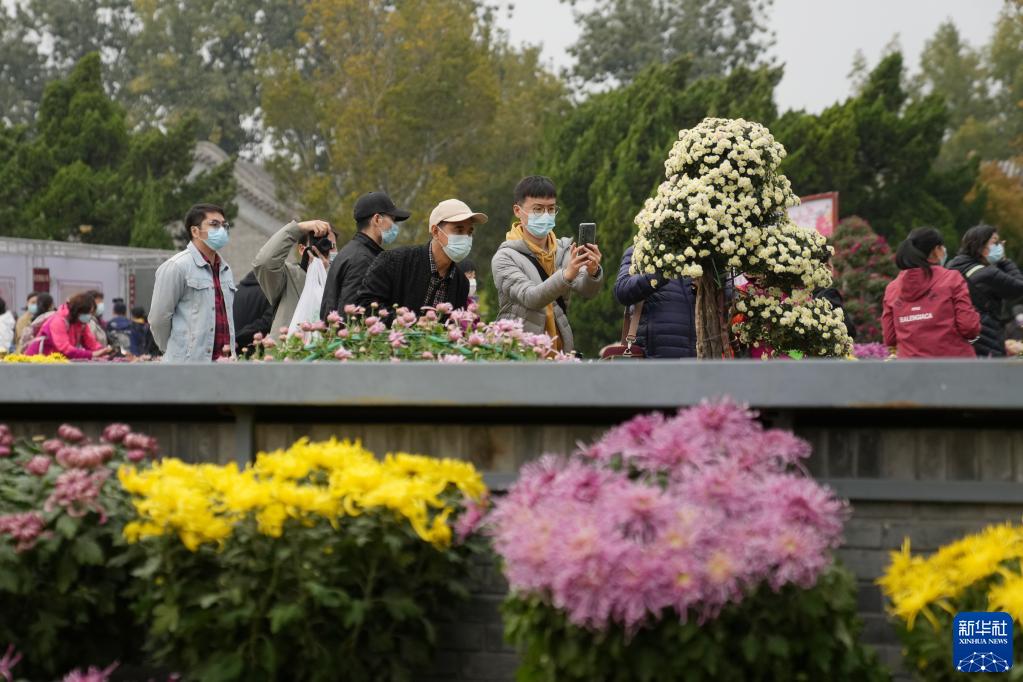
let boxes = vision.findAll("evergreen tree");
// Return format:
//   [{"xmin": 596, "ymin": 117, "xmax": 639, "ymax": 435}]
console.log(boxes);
[
  {"xmin": 130, "ymin": 175, "xmax": 174, "ymax": 249},
  {"xmin": 0, "ymin": 53, "xmax": 236, "ymax": 245},
  {"xmin": 774, "ymin": 53, "xmax": 983, "ymax": 247}
]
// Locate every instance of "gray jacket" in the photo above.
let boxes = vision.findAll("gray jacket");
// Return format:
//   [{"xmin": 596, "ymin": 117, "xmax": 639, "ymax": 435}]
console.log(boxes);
[
  {"xmin": 253, "ymin": 221, "xmax": 307, "ymax": 335},
  {"xmin": 151, "ymin": 241, "xmax": 237, "ymax": 362},
  {"xmin": 491, "ymin": 236, "xmax": 603, "ymax": 353}
]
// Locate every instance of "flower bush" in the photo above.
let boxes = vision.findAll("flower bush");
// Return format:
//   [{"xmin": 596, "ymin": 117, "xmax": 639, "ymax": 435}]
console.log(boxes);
[
  {"xmin": 238, "ymin": 302, "xmax": 575, "ymax": 362},
  {"xmin": 630, "ymin": 117, "xmax": 847, "ymax": 357},
  {"xmin": 490, "ymin": 399, "xmax": 886, "ymax": 680},
  {"xmin": 878, "ymin": 522, "xmax": 1023, "ymax": 680},
  {"xmin": 0, "ymin": 423, "xmax": 157, "ymax": 679},
  {"xmin": 853, "ymin": 343, "xmax": 892, "ymax": 360},
  {"xmin": 121, "ymin": 438, "xmax": 488, "ymax": 681},
  {"xmin": 831, "ymin": 217, "xmax": 898, "ymax": 344},
  {"xmin": 732, "ymin": 289, "xmax": 854, "ymax": 358}
]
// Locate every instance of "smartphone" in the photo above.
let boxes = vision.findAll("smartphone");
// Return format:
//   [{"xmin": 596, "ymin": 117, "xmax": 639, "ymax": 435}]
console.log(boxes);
[{"xmin": 578, "ymin": 222, "xmax": 596, "ymax": 248}]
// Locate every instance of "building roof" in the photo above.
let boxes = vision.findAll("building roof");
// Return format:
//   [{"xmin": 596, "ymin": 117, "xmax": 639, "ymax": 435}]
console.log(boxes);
[
  {"xmin": 0, "ymin": 236, "xmax": 174, "ymax": 264},
  {"xmin": 193, "ymin": 141, "xmax": 295, "ymax": 225}
]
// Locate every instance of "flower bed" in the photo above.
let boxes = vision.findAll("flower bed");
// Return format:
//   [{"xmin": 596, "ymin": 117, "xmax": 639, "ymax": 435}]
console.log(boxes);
[
  {"xmin": 489, "ymin": 400, "xmax": 886, "ymax": 680},
  {"xmin": 239, "ymin": 303, "xmax": 575, "ymax": 362},
  {"xmin": 0, "ymin": 424, "xmax": 488, "ymax": 680},
  {"xmin": 1, "ymin": 352, "xmax": 68, "ymax": 363},
  {"xmin": 878, "ymin": 523, "xmax": 1023, "ymax": 680}
]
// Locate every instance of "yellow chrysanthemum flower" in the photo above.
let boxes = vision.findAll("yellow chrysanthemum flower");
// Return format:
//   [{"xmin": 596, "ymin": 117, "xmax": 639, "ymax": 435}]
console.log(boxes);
[{"xmin": 118, "ymin": 438, "xmax": 486, "ymax": 551}]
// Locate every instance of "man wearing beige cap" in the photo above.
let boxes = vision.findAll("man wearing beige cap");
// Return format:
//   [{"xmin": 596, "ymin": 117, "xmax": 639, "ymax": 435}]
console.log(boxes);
[{"xmin": 356, "ymin": 198, "xmax": 488, "ymax": 312}]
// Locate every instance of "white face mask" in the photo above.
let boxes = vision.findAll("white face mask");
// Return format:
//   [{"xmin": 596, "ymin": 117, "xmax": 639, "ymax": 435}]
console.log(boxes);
[{"xmin": 468, "ymin": 278, "xmax": 477, "ymax": 296}]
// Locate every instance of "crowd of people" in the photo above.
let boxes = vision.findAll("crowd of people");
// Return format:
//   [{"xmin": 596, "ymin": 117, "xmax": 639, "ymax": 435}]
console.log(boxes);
[
  {"xmin": 3, "ymin": 173, "xmax": 1022, "ymax": 362},
  {"xmin": 1, "ymin": 288, "xmax": 159, "ymax": 359}
]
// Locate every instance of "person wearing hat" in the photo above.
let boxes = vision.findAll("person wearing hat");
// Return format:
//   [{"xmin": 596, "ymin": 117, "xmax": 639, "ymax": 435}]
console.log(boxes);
[
  {"xmin": 320, "ymin": 192, "xmax": 411, "ymax": 320},
  {"xmin": 356, "ymin": 198, "xmax": 487, "ymax": 312},
  {"xmin": 253, "ymin": 215, "xmax": 337, "ymax": 338}
]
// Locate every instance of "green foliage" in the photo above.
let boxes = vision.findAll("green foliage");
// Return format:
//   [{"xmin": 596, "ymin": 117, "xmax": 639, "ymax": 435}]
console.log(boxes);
[
  {"xmin": 129, "ymin": 506, "xmax": 484, "ymax": 682},
  {"xmin": 830, "ymin": 217, "xmax": 898, "ymax": 343},
  {"xmin": 121, "ymin": 0, "xmax": 304, "ymax": 154},
  {"xmin": 262, "ymin": 0, "xmax": 568, "ymax": 256},
  {"xmin": 0, "ymin": 53, "xmax": 236, "ymax": 246},
  {"xmin": 538, "ymin": 59, "xmax": 780, "ymax": 355},
  {"xmin": 503, "ymin": 563, "xmax": 888, "ymax": 682},
  {"xmin": 561, "ymin": 0, "xmax": 775, "ymax": 87},
  {"xmin": 130, "ymin": 174, "xmax": 174, "ymax": 249},
  {"xmin": 0, "ymin": 429, "xmax": 144, "ymax": 678},
  {"xmin": 775, "ymin": 53, "xmax": 983, "ymax": 247},
  {"xmin": 917, "ymin": 8, "xmax": 1023, "ymax": 165}
]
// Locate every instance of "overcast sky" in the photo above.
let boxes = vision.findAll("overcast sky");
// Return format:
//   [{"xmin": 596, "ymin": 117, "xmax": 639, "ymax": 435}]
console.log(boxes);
[{"xmin": 496, "ymin": 0, "xmax": 1007, "ymax": 112}]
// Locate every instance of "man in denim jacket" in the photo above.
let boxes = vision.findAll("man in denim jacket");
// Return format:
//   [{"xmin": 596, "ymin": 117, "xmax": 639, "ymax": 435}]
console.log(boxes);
[{"xmin": 150, "ymin": 203, "xmax": 237, "ymax": 362}]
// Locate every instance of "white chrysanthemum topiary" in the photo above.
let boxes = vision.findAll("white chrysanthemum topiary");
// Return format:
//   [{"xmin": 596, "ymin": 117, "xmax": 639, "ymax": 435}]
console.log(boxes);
[
  {"xmin": 733, "ymin": 289, "xmax": 854, "ymax": 358},
  {"xmin": 632, "ymin": 117, "xmax": 848, "ymax": 357}
]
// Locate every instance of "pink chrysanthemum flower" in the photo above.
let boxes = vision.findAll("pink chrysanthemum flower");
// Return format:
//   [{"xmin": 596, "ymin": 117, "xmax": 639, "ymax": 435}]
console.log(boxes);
[{"xmin": 488, "ymin": 399, "xmax": 847, "ymax": 634}]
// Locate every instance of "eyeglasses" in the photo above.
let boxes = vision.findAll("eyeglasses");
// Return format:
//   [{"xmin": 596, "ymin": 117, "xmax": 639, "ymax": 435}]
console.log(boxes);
[
  {"xmin": 521, "ymin": 205, "xmax": 559, "ymax": 217},
  {"xmin": 204, "ymin": 220, "xmax": 231, "ymax": 230}
]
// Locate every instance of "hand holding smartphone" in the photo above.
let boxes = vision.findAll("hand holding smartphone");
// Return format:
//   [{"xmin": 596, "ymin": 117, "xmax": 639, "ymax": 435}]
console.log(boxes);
[
  {"xmin": 577, "ymin": 222, "xmax": 600, "ymax": 276},
  {"xmin": 578, "ymin": 222, "xmax": 596, "ymax": 248}
]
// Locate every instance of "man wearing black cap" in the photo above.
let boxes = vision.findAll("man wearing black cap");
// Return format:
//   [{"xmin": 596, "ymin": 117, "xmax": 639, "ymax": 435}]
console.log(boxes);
[{"xmin": 319, "ymin": 191, "xmax": 411, "ymax": 320}]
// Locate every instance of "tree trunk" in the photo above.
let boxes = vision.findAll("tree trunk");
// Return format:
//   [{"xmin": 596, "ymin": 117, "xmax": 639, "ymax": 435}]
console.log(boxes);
[{"xmin": 695, "ymin": 274, "xmax": 729, "ymax": 359}]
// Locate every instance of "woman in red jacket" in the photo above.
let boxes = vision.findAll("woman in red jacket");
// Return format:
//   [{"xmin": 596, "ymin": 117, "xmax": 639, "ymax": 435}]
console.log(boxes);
[
  {"xmin": 882, "ymin": 227, "xmax": 980, "ymax": 358},
  {"xmin": 25, "ymin": 292, "xmax": 111, "ymax": 360}
]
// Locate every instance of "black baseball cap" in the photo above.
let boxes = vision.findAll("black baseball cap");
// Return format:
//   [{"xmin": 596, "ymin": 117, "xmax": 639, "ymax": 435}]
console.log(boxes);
[{"xmin": 353, "ymin": 192, "xmax": 411, "ymax": 222}]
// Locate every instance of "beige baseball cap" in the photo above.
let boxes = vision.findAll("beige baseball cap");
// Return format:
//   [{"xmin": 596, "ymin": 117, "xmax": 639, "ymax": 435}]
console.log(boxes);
[{"xmin": 429, "ymin": 199, "xmax": 488, "ymax": 228}]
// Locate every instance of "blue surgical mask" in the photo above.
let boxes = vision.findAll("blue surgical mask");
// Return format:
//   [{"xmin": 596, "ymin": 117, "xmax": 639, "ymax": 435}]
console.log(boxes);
[
  {"xmin": 78, "ymin": 313, "xmax": 92, "ymax": 324},
  {"xmin": 203, "ymin": 226, "xmax": 230, "ymax": 251},
  {"xmin": 939, "ymin": 248, "xmax": 948, "ymax": 267},
  {"xmin": 987, "ymin": 243, "xmax": 1005, "ymax": 264},
  {"xmin": 441, "ymin": 233, "xmax": 473, "ymax": 263},
  {"xmin": 28, "ymin": 304, "xmax": 38, "ymax": 315},
  {"xmin": 329, "ymin": 251, "xmax": 338, "ymax": 264},
  {"xmin": 95, "ymin": 302, "xmax": 105, "ymax": 317},
  {"xmin": 382, "ymin": 222, "xmax": 400, "ymax": 246},
  {"xmin": 526, "ymin": 213, "xmax": 555, "ymax": 238}
]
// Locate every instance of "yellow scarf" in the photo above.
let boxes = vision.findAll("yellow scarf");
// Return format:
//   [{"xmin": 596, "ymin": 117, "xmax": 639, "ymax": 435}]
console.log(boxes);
[{"xmin": 507, "ymin": 223, "xmax": 562, "ymax": 350}]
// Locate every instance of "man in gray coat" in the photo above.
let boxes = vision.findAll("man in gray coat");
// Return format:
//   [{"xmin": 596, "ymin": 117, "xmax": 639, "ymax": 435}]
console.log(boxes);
[
  {"xmin": 492, "ymin": 176, "xmax": 603, "ymax": 354},
  {"xmin": 253, "ymin": 219, "xmax": 335, "ymax": 336}
]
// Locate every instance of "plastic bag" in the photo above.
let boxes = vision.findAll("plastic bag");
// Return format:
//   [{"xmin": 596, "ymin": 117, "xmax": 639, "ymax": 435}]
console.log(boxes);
[{"xmin": 288, "ymin": 258, "xmax": 328, "ymax": 340}]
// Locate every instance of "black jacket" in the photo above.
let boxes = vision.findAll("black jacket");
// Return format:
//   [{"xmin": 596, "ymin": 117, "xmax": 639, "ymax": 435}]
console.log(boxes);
[
  {"xmin": 232, "ymin": 270, "xmax": 273, "ymax": 353},
  {"xmin": 813, "ymin": 287, "xmax": 858, "ymax": 341},
  {"xmin": 947, "ymin": 254, "xmax": 1023, "ymax": 357},
  {"xmin": 319, "ymin": 232, "xmax": 384, "ymax": 320},
  {"xmin": 613, "ymin": 247, "xmax": 697, "ymax": 358},
  {"xmin": 356, "ymin": 242, "xmax": 469, "ymax": 312}
]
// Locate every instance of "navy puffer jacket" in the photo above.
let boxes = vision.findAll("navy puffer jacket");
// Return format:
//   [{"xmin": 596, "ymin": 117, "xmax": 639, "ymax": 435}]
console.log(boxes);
[{"xmin": 613, "ymin": 247, "xmax": 697, "ymax": 358}]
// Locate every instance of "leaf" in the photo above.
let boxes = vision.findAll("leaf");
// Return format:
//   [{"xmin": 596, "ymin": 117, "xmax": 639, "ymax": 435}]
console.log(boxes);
[
  {"xmin": 71, "ymin": 535, "xmax": 104, "ymax": 565},
  {"xmin": 152, "ymin": 603, "xmax": 180, "ymax": 634},
  {"xmin": 55, "ymin": 551, "xmax": 77, "ymax": 593},
  {"xmin": 55, "ymin": 513, "xmax": 78, "ymax": 539},
  {"xmin": 381, "ymin": 593, "xmax": 421, "ymax": 621},
  {"xmin": 132, "ymin": 554, "xmax": 162, "ymax": 579},
  {"xmin": 197, "ymin": 650, "xmax": 244, "ymax": 682},
  {"xmin": 343, "ymin": 599, "xmax": 366, "ymax": 628},
  {"xmin": 198, "ymin": 593, "xmax": 221, "ymax": 609},
  {"xmin": 268, "ymin": 602, "xmax": 304, "ymax": 634},
  {"xmin": 766, "ymin": 634, "xmax": 789, "ymax": 657}
]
